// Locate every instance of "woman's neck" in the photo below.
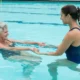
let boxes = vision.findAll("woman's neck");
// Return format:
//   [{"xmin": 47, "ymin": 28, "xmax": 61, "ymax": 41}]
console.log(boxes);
[
  {"xmin": 0, "ymin": 38, "xmax": 6, "ymax": 44},
  {"xmin": 69, "ymin": 20, "xmax": 79, "ymax": 29}
]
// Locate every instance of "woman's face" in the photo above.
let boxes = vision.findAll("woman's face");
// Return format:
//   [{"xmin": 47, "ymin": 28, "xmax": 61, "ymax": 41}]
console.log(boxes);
[
  {"xmin": 0, "ymin": 26, "xmax": 8, "ymax": 39},
  {"xmin": 60, "ymin": 11, "xmax": 69, "ymax": 24}
]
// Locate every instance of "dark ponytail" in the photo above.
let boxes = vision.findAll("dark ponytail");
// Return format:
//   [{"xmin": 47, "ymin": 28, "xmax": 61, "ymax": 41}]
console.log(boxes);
[{"xmin": 77, "ymin": 7, "xmax": 80, "ymax": 25}]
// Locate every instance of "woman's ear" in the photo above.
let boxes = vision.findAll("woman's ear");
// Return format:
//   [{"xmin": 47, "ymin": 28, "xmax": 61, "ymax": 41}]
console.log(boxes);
[{"xmin": 67, "ymin": 14, "xmax": 71, "ymax": 19}]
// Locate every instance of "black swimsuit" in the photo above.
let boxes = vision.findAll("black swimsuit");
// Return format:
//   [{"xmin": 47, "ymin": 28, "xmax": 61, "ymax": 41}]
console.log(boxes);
[
  {"xmin": 0, "ymin": 42, "xmax": 20, "ymax": 59},
  {"xmin": 65, "ymin": 27, "xmax": 80, "ymax": 64}
]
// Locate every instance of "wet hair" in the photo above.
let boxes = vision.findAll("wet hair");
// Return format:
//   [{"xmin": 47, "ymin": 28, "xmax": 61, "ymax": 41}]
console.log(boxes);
[
  {"xmin": 61, "ymin": 5, "xmax": 80, "ymax": 24},
  {"xmin": 0, "ymin": 22, "xmax": 7, "ymax": 32}
]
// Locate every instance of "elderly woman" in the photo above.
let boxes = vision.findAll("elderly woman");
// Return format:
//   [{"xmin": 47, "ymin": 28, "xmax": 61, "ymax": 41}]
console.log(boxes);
[{"xmin": 0, "ymin": 22, "xmax": 45, "ymax": 62}]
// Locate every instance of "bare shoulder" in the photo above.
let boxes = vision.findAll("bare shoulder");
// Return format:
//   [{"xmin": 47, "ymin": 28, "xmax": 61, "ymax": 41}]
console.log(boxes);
[
  {"xmin": 69, "ymin": 29, "xmax": 80, "ymax": 37},
  {"xmin": 64, "ymin": 29, "xmax": 79, "ymax": 42},
  {"xmin": 65, "ymin": 31, "xmax": 74, "ymax": 40}
]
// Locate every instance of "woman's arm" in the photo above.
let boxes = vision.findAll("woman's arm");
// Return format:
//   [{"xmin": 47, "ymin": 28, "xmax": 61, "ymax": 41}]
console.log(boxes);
[
  {"xmin": 8, "ymin": 39, "xmax": 45, "ymax": 46},
  {"xmin": 34, "ymin": 32, "xmax": 74, "ymax": 56},
  {"xmin": 8, "ymin": 39, "xmax": 58, "ymax": 48},
  {"xmin": 4, "ymin": 47, "xmax": 34, "ymax": 51},
  {"xmin": 0, "ymin": 43, "xmax": 35, "ymax": 51}
]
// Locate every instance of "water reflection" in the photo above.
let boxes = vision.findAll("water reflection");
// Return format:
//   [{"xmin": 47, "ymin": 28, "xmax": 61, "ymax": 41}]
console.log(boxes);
[{"xmin": 48, "ymin": 59, "xmax": 80, "ymax": 80}]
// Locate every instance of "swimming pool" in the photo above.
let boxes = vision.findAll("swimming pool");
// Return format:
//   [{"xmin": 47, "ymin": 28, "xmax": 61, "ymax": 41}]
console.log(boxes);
[{"xmin": 0, "ymin": 1, "xmax": 80, "ymax": 80}]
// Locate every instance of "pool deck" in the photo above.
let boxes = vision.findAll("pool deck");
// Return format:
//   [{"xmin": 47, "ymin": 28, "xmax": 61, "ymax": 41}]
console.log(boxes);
[{"xmin": 1, "ymin": 0, "xmax": 80, "ymax": 1}]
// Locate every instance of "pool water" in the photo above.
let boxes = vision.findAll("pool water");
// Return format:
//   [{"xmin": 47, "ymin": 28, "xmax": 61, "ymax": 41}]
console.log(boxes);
[{"xmin": 0, "ymin": 1, "xmax": 80, "ymax": 80}]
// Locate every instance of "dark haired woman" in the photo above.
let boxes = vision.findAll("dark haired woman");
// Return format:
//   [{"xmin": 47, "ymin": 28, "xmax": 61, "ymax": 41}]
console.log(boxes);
[
  {"xmin": 34, "ymin": 5, "xmax": 80, "ymax": 64},
  {"xmin": 34, "ymin": 5, "xmax": 80, "ymax": 80}
]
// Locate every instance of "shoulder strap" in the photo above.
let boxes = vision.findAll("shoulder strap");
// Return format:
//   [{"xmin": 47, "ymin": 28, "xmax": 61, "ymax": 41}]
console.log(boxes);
[{"xmin": 69, "ymin": 27, "xmax": 80, "ymax": 31}]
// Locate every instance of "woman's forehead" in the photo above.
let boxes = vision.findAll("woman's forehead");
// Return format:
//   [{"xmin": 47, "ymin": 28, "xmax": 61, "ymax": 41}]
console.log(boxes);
[{"xmin": 61, "ymin": 11, "xmax": 63, "ymax": 14}]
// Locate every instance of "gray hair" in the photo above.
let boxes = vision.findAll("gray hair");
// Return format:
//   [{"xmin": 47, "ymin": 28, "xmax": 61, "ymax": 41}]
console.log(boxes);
[{"xmin": 0, "ymin": 22, "xmax": 7, "ymax": 32}]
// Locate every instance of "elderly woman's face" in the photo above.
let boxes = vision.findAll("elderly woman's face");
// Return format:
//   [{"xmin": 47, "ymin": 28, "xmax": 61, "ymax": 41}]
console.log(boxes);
[{"xmin": 0, "ymin": 26, "xmax": 8, "ymax": 39}]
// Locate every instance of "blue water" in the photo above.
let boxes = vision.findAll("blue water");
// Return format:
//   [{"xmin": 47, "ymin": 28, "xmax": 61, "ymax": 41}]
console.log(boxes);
[{"xmin": 0, "ymin": 1, "xmax": 80, "ymax": 80}]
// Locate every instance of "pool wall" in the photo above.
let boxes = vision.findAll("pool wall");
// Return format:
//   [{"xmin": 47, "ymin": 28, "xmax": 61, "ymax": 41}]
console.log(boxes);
[{"xmin": 1, "ymin": 0, "xmax": 80, "ymax": 2}]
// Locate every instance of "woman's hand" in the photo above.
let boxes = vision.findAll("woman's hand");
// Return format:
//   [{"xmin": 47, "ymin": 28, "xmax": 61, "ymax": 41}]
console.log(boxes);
[
  {"xmin": 31, "ymin": 48, "xmax": 40, "ymax": 54},
  {"xmin": 37, "ymin": 42, "xmax": 45, "ymax": 46}
]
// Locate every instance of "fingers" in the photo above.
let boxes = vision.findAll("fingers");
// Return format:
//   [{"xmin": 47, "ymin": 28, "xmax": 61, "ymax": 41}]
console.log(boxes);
[
  {"xmin": 33, "ymin": 48, "xmax": 39, "ymax": 52},
  {"xmin": 38, "ymin": 42, "xmax": 46, "ymax": 46}
]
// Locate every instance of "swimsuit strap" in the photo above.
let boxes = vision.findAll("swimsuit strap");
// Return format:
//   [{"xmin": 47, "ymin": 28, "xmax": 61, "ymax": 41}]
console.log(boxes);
[
  {"xmin": 69, "ymin": 27, "xmax": 80, "ymax": 31},
  {"xmin": 5, "ymin": 39, "xmax": 15, "ymax": 47}
]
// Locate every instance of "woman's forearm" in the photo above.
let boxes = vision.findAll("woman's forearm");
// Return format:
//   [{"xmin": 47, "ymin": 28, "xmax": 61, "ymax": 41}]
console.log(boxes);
[
  {"xmin": 8, "ymin": 39, "xmax": 36, "ymax": 44},
  {"xmin": 24, "ymin": 41, "xmax": 38, "ymax": 44},
  {"xmin": 4, "ymin": 47, "xmax": 33, "ymax": 51},
  {"xmin": 15, "ymin": 40, "xmax": 39, "ymax": 45},
  {"xmin": 36, "ymin": 52, "xmax": 60, "ymax": 56},
  {"xmin": 9, "ymin": 39, "xmax": 39, "ymax": 45}
]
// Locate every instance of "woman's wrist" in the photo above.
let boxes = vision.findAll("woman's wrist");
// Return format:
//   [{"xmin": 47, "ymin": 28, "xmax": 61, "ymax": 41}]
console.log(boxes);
[
  {"xmin": 35, "ymin": 42, "xmax": 39, "ymax": 45},
  {"xmin": 29, "ymin": 48, "xmax": 33, "ymax": 51}
]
